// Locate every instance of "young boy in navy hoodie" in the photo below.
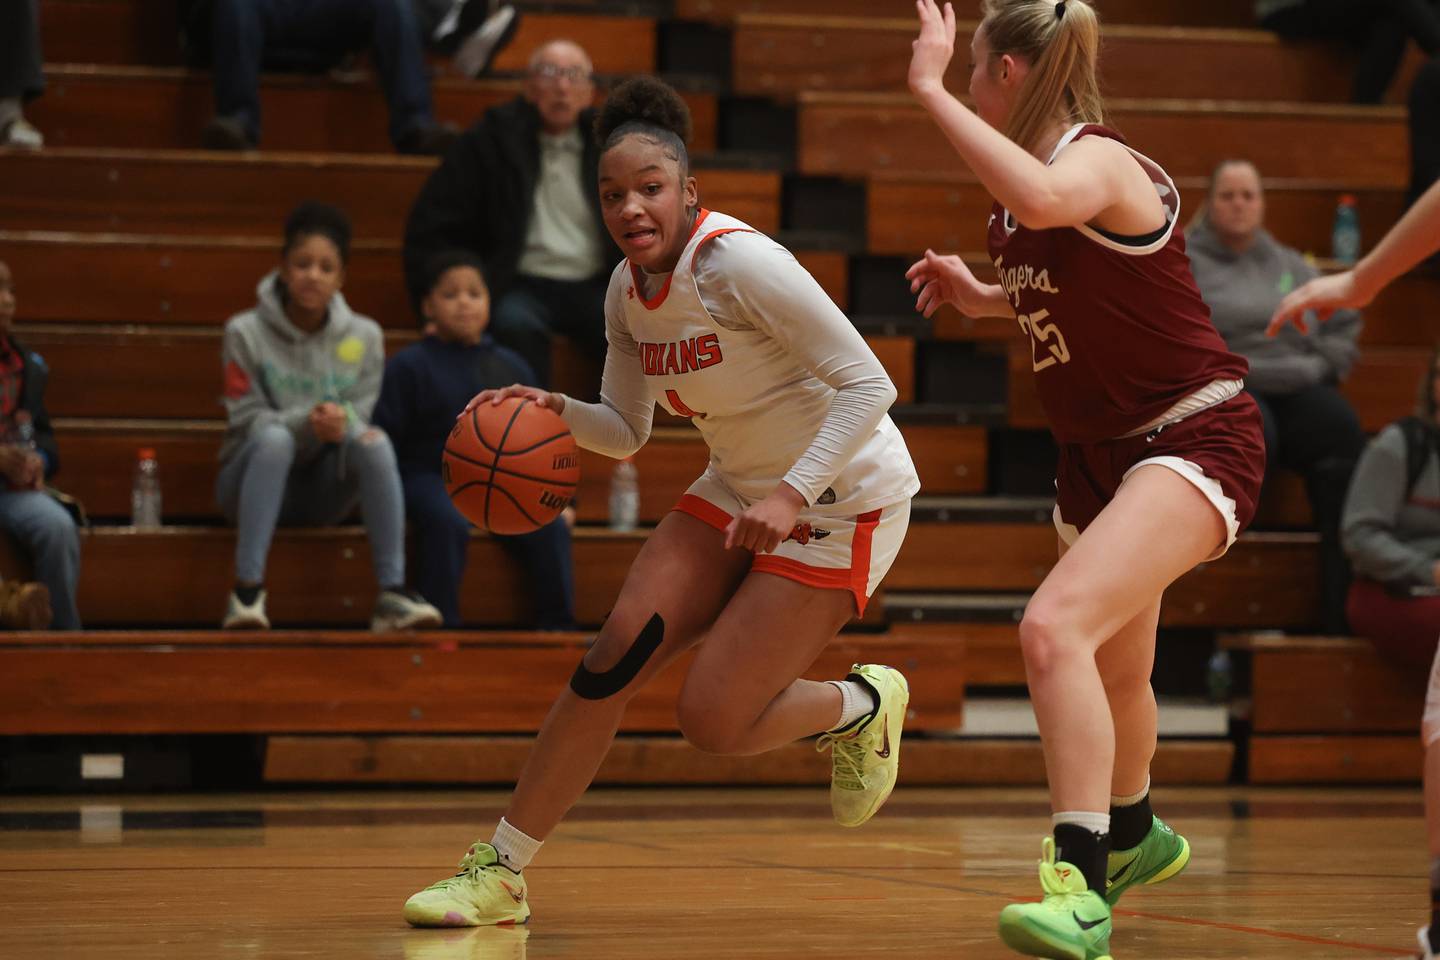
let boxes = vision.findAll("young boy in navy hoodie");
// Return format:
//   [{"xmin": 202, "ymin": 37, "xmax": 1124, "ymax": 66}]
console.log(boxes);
[{"xmin": 374, "ymin": 251, "xmax": 576, "ymax": 628}]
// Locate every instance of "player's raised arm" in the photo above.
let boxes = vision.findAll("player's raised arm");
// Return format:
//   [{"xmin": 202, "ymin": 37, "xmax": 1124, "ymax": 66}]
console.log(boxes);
[{"xmin": 1269, "ymin": 178, "xmax": 1440, "ymax": 335}]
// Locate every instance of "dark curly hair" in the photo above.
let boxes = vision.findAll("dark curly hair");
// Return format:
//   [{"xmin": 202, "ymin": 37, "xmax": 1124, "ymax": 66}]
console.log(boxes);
[
  {"xmin": 595, "ymin": 76, "xmax": 692, "ymax": 177},
  {"xmin": 282, "ymin": 201, "xmax": 352, "ymax": 264}
]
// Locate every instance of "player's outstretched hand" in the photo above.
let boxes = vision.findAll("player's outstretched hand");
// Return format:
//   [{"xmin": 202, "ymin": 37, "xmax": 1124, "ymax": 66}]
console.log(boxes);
[
  {"xmin": 725, "ymin": 484, "xmax": 806, "ymax": 555},
  {"xmin": 906, "ymin": 249, "xmax": 987, "ymax": 318},
  {"xmin": 459, "ymin": 384, "xmax": 565, "ymax": 417},
  {"xmin": 909, "ymin": 0, "xmax": 957, "ymax": 97},
  {"xmin": 1266, "ymin": 269, "xmax": 1372, "ymax": 337}
]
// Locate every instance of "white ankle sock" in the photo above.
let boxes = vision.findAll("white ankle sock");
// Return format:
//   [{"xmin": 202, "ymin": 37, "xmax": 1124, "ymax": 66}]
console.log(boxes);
[
  {"xmin": 490, "ymin": 817, "xmax": 542, "ymax": 873},
  {"xmin": 827, "ymin": 679, "xmax": 876, "ymax": 731},
  {"xmin": 1052, "ymin": 810, "xmax": 1111, "ymax": 835},
  {"xmin": 1110, "ymin": 777, "xmax": 1150, "ymax": 808}
]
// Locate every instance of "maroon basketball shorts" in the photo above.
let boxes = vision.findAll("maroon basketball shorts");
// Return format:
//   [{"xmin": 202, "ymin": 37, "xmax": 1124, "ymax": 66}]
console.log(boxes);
[{"xmin": 1052, "ymin": 392, "xmax": 1266, "ymax": 560}]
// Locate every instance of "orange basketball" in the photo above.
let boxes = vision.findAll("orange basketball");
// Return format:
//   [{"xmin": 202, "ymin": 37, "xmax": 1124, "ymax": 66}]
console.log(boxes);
[{"xmin": 443, "ymin": 396, "xmax": 580, "ymax": 535}]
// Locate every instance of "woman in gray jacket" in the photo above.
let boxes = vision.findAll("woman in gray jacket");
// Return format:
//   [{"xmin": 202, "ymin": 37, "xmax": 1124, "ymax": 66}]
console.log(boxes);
[
  {"xmin": 1187, "ymin": 159, "xmax": 1365, "ymax": 632},
  {"xmin": 1343, "ymin": 346, "xmax": 1440, "ymax": 671},
  {"xmin": 217, "ymin": 203, "xmax": 441, "ymax": 631}
]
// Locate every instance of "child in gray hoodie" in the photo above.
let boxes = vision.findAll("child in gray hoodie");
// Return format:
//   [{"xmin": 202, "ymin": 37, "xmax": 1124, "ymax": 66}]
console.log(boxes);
[{"xmin": 215, "ymin": 202, "xmax": 441, "ymax": 631}]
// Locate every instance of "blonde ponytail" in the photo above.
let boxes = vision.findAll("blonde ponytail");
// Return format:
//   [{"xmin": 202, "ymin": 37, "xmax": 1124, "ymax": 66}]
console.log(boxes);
[{"xmin": 981, "ymin": 0, "xmax": 1105, "ymax": 155}]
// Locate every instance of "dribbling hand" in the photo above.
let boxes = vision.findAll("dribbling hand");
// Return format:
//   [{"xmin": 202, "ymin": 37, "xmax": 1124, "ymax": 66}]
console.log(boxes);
[
  {"xmin": 460, "ymin": 384, "xmax": 565, "ymax": 417},
  {"xmin": 909, "ymin": 0, "xmax": 957, "ymax": 97},
  {"xmin": 1266, "ymin": 270, "xmax": 1372, "ymax": 337},
  {"xmin": 906, "ymin": 249, "xmax": 987, "ymax": 318},
  {"xmin": 724, "ymin": 483, "xmax": 806, "ymax": 554}
]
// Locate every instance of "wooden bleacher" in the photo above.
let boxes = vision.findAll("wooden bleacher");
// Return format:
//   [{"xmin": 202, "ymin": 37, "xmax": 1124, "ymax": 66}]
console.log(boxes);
[
  {"xmin": 1, "ymin": 0, "xmax": 1428, "ymax": 786},
  {"xmin": 799, "ymin": 93, "xmax": 1409, "ymax": 184},
  {"xmin": 1223, "ymin": 633, "xmax": 1426, "ymax": 783}
]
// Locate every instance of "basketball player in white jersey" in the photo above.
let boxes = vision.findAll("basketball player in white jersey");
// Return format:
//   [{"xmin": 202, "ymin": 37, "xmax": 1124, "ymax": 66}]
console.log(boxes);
[{"xmin": 401, "ymin": 76, "xmax": 921, "ymax": 928}]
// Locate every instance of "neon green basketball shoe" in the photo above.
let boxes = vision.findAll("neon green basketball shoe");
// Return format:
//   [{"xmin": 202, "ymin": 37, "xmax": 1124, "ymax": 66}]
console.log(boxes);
[
  {"xmin": 1104, "ymin": 815, "xmax": 1190, "ymax": 905},
  {"xmin": 403, "ymin": 842, "xmax": 531, "ymax": 928},
  {"xmin": 998, "ymin": 837, "xmax": 1114, "ymax": 960},
  {"xmin": 816, "ymin": 663, "xmax": 909, "ymax": 828}
]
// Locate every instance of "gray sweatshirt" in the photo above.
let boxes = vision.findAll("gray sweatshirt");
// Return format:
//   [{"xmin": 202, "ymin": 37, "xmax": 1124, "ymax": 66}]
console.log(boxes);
[
  {"xmin": 1186, "ymin": 221, "xmax": 1362, "ymax": 395},
  {"xmin": 218, "ymin": 271, "xmax": 385, "ymax": 465},
  {"xmin": 1342, "ymin": 422, "xmax": 1440, "ymax": 587}
]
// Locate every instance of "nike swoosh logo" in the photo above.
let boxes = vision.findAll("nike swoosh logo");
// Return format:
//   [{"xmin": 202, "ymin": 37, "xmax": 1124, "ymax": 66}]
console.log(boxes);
[
  {"xmin": 1107, "ymin": 859, "xmax": 1135, "ymax": 886},
  {"xmin": 876, "ymin": 715, "xmax": 891, "ymax": 759},
  {"xmin": 1072, "ymin": 912, "xmax": 1106, "ymax": 932},
  {"xmin": 499, "ymin": 880, "xmax": 524, "ymax": 904}
]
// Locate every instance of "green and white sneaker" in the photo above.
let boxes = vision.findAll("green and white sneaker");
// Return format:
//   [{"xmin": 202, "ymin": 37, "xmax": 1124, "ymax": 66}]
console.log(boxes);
[
  {"xmin": 1105, "ymin": 815, "xmax": 1190, "ymax": 905},
  {"xmin": 403, "ymin": 842, "xmax": 531, "ymax": 928},
  {"xmin": 816, "ymin": 663, "xmax": 909, "ymax": 828},
  {"xmin": 998, "ymin": 838, "xmax": 1113, "ymax": 960}
]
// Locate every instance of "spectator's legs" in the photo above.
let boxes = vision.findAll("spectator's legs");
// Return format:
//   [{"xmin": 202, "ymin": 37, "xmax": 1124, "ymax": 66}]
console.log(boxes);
[
  {"xmin": 0, "ymin": 0, "xmax": 44, "ymax": 108},
  {"xmin": 491, "ymin": 285, "xmax": 558, "ymax": 387},
  {"xmin": 497, "ymin": 518, "xmax": 577, "ymax": 630},
  {"xmin": 1378, "ymin": 0, "xmax": 1440, "ymax": 54},
  {"xmin": 1411, "ymin": 59, "xmax": 1440, "ymax": 204},
  {"xmin": 1353, "ymin": 14, "xmax": 1409, "ymax": 103},
  {"xmin": 402, "ymin": 471, "xmax": 472, "ymax": 626},
  {"xmin": 353, "ymin": 0, "xmax": 438, "ymax": 147},
  {"xmin": 1246, "ymin": 390, "xmax": 1281, "ymax": 485},
  {"xmin": 1346, "ymin": 578, "xmax": 1440, "ymax": 673},
  {"xmin": 0, "ymin": 491, "xmax": 81, "ymax": 630},
  {"xmin": 340, "ymin": 429, "xmax": 408, "ymax": 590},
  {"xmin": 1271, "ymin": 384, "xmax": 1366, "ymax": 634},
  {"xmin": 208, "ymin": 0, "xmax": 273, "ymax": 143},
  {"xmin": 216, "ymin": 424, "xmax": 298, "ymax": 585},
  {"xmin": 532, "ymin": 275, "xmax": 612, "ymax": 370}
]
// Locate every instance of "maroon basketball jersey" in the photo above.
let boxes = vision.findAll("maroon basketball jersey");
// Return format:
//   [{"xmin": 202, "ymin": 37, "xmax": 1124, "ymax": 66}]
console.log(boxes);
[{"xmin": 986, "ymin": 124, "xmax": 1248, "ymax": 443}]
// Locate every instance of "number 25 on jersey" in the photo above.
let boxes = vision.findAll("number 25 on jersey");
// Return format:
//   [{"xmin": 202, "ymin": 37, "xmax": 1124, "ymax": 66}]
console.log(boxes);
[{"xmin": 1018, "ymin": 308, "xmax": 1071, "ymax": 372}]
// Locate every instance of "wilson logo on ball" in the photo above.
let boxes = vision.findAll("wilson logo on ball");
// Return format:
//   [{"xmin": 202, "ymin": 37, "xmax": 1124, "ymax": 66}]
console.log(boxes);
[
  {"xmin": 539, "ymin": 490, "xmax": 570, "ymax": 510},
  {"xmin": 552, "ymin": 452, "xmax": 578, "ymax": 470}
]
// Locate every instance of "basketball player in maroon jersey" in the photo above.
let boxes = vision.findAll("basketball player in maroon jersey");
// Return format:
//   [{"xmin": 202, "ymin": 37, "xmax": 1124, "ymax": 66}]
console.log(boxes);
[
  {"xmin": 905, "ymin": 2, "xmax": 1267, "ymax": 956},
  {"xmin": 1273, "ymin": 178, "xmax": 1440, "ymax": 960}
]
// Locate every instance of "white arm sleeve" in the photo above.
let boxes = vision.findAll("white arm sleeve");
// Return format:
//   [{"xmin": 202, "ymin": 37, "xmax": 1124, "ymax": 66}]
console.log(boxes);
[
  {"xmin": 696, "ymin": 232, "xmax": 898, "ymax": 504},
  {"xmin": 558, "ymin": 274, "xmax": 655, "ymax": 459}
]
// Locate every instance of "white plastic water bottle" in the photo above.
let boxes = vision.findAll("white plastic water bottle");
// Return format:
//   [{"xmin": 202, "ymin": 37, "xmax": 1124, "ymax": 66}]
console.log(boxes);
[
  {"xmin": 1331, "ymin": 194, "xmax": 1361, "ymax": 265},
  {"xmin": 608, "ymin": 458, "xmax": 639, "ymax": 532},
  {"xmin": 131, "ymin": 447, "xmax": 163, "ymax": 529}
]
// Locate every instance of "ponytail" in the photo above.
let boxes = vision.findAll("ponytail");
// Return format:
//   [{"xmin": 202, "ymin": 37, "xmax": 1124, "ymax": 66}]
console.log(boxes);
[{"xmin": 981, "ymin": 0, "xmax": 1105, "ymax": 154}]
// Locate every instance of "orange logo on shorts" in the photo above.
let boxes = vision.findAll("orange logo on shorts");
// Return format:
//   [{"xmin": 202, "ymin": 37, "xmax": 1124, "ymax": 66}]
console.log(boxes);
[{"xmin": 785, "ymin": 523, "xmax": 832, "ymax": 546}]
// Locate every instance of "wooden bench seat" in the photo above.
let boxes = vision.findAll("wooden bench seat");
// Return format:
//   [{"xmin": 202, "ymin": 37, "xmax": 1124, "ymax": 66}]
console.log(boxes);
[
  {"xmin": 0, "ymin": 626, "xmax": 964, "ymax": 734},
  {"xmin": 737, "ymin": 17, "xmax": 1359, "ymax": 104},
  {"xmin": 1221, "ymin": 632, "xmax": 1425, "ymax": 782},
  {"xmin": 800, "ymin": 93, "xmax": 1408, "ymax": 185},
  {"xmin": 31, "ymin": 66, "xmax": 718, "ymax": 155},
  {"xmin": 40, "ymin": 2, "xmax": 659, "ymax": 74},
  {"xmin": 678, "ymin": 0, "xmax": 1258, "ymax": 29},
  {"xmin": 13, "ymin": 323, "xmax": 913, "ymax": 418},
  {"xmin": 0, "ymin": 149, "xmax": 781, "ymax": 237}
]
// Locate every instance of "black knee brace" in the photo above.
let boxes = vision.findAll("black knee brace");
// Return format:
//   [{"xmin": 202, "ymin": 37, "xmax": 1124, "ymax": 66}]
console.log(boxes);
[{"xmin": 569, "ymin": 613, "xmax": 666, "ymax": 700}]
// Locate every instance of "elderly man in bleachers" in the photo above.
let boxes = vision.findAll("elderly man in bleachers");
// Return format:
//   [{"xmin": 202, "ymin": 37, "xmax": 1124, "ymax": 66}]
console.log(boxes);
[{"xmin": 402, "ymin": 38, "xmax": 621, "ymax": 389}]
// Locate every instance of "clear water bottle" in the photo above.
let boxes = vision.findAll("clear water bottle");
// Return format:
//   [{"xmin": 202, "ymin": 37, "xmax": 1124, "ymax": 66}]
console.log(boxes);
[
  {"xmin": 131, "ymin": 447, "xmax": 163, "ymax": 529},
  {"xmin": 608, "ymin": 457, "xmax": 639, "ymax": 532},
  {"xmin": 1331, "ymin": 194, "xmax": 1361, "ymax": 265},
  {"xmin": 1206, "ymin": 648, "xmax": 1233, "ymax": 703}
]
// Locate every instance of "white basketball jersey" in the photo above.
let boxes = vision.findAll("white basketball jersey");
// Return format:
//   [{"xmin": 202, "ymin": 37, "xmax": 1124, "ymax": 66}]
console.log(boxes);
[{"xmin": 608, "ymin": 209, "xmax": 918, "ymax": 516}]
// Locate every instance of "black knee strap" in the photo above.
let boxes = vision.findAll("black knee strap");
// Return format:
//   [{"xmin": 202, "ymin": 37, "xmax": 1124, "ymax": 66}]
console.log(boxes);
[{"xmin": 569, "ymin": 613, "xmax": 666, "ymax": 700}]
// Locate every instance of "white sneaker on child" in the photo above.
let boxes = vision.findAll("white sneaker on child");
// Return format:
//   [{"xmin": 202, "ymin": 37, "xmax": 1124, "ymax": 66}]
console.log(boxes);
[
  {"xmin": 222, "ymin": 589, "xmax": 269, "ymax": 630},
  {"xmin": 372, "ymin": 590, "xmax": 443, "ymax": 631}
]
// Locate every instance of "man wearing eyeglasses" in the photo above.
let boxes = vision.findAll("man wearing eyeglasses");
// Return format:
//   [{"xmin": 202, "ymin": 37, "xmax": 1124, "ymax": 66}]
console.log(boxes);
[{"xmin": 403, "ymin": 39, "xmax": 621, "ymax": 389}]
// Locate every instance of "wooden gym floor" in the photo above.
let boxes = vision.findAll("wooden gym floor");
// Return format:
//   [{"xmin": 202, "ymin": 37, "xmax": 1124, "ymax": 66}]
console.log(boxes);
[{"xmin": 0, "ymin": 786, "xmax": 1423, "ymax": 959}]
